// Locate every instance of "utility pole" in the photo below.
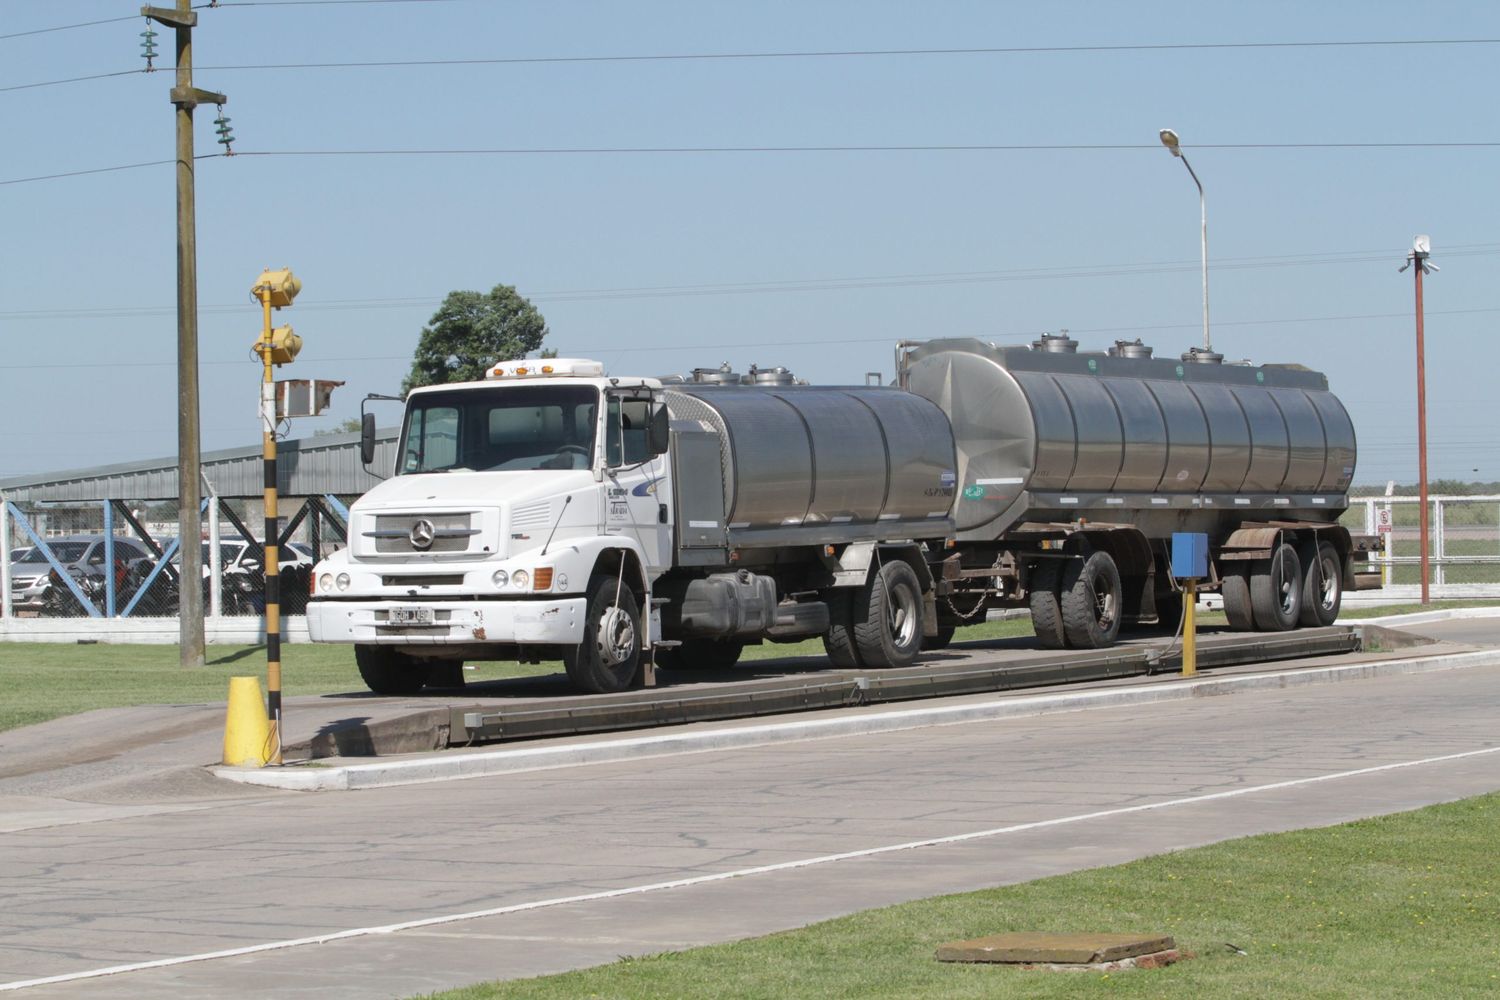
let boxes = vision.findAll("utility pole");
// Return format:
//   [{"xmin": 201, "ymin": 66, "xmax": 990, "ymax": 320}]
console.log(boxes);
[
  {"xmin": 1399, "ymin": 236, "xmax": 1437, "ymax": 605},
  {"xmin": 143, "ymin": 2, "xmax": 226, "ymax": 666}
]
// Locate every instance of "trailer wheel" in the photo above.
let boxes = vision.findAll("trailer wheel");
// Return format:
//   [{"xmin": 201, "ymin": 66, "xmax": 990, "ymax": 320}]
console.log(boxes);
[
  {"xmin": 1222, "ymin": 564, "xmax": 1255, "ymax": 630},
  {"xmin": 1061, "ymin": 550, "xmax": 1122, "ymax": 648},
  {"xmin": 1251, "ymin": 543, "xmax": 1303, "ymax": 632},
  {"xmin": 1028, "ymin": 559, "xmax": 1067, "ymax": 649},
  {"xmin": 822, "ymin": 588, "xmax": 862, "ymax": 668},
  {"xmin": 354, "ymin": 645, "xmax": 428, "ymax": 696},
  {"xmin": 666, "ymin": 638, "xmax": 745, "ymax": 671},
  {"xmin": 563, "ymin": 576, "xmax": 642, "ymax": 693},
  {"xmin": 853, "ymin": 560, "xmax": 924, "ymax": 668},
  {"xmin": 1299, "ymin": 540, "xmax": 1342, "ymax": 628}
]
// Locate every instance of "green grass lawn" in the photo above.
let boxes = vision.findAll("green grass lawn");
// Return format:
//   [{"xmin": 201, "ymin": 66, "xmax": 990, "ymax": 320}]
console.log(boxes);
[
  {"xmin": 417, "ymin": 792, "xmax": 1500, "ymax": 1000},
  {"xmin": 1, "ymin": 601, "xmax": 1494, "ymax": 734}
]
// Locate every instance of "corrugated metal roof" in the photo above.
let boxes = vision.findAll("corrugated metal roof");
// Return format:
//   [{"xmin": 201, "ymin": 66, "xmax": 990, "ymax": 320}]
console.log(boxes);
[{"xmin": 0, "ymin": 429, "xmax": 401, "ymax": 502}]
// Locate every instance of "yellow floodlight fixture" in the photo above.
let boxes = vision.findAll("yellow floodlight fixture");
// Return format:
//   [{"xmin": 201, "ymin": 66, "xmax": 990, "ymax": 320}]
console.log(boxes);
[
  {"xmin": 253, "ymin": 267, "xmax": 302, "ymax": 308},
  {"xmin": 256, "ymin": 324, "xmax": 302, "ymax": 365}
]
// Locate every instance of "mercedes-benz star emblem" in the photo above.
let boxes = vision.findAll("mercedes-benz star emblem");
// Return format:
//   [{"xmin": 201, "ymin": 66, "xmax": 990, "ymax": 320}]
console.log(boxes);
[{"xmin": 409, "ymin": 519, "xmax": 436, "ymax": 550}]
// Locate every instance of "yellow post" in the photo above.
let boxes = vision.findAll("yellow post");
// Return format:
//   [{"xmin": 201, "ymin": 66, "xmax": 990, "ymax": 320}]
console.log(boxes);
[
  {"xmin": 1181, "ymin": 578, "xmax": 1197, "ymax": 677},
  {"xmin": 223, "ymin": 675, "xmax": 273, "ymax": 766}
]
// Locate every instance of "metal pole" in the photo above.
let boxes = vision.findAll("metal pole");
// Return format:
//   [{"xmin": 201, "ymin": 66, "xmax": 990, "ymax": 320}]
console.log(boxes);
[
  {"xmin": 1178, "ymin": 154, "xmax": 1210, "ymax": 353},
  {"xmin": 1415, "ymin": 261, "xmax": 1431, "ymax": 604},
  {"xmin": 172, "ymin": 0, "xmax": 204, "ymax": 665},
  {"xmin": 258, "ymin": 288, "xmax": 284, "ymax": 764}
]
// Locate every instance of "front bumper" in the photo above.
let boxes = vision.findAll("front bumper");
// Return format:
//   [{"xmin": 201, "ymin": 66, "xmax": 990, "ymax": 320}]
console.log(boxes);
[{"xmin": 306, "ymin": 596, "xmax": 586, "ymax": 645}]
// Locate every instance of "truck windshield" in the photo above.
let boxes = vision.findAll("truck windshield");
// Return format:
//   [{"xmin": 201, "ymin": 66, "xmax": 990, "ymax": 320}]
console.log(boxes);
[{"xmin": 398, "ymin": 385, "xmax": 599, "ymax": 474}]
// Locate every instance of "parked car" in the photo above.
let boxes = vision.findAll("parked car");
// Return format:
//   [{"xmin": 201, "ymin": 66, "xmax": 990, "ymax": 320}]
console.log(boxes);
[
  {"xmin": 12, "ymin": 535, "xmax": 156, "ymax": 613},
  {"xmin": 199, "ymin": 537, "xmax": 315, "ymax": 615}
]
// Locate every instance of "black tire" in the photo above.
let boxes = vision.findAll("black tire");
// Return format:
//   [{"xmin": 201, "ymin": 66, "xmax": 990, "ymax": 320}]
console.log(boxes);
[
  {"xmin": 669, "ymin": 638, "xmax": 746, "ymax": 670},
  {"xmin": 852, "ymin": 560, "xmax": 925, "ymax": 668},
  {"xmin": 1028, "ymin": 559, "xmax": 1067, "ymax": 649},
  {"xmin": 1299, "ymin": 540, "xmax": 1342, "ymax": 628},
  {"xmin": 822, "ymin": 588, "xmax": 862, "ymax": 668},
  {"xmin": 1221, "ymin": 564, "xmax": 1254, "ymax": 630},
  {"xmin": 355, "ymin": 645, "xmax": 428, "ymax": 695},
  {"xmin": 923, "ymin": 623, "xmax": 957, "ymax": 651},
  {"xmin": 1061, "ymin": 550, "xmax": 1123, "ymax": 649},
  {"xmin": 1251, "ymin": 543, "xmax": 1303, "ymax": 632},
  {"xmin": 563, "ymin": 576, "xmax": 642, "ymax": 693}
]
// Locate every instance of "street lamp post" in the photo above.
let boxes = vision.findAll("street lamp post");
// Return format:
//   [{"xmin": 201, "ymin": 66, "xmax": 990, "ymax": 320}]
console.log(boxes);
[{"xmin": 1158, "ymin": 128, "xmax": 1211, "ymax": 353}]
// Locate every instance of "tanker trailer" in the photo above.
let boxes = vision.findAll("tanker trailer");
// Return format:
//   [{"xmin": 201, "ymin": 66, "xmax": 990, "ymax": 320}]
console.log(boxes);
[
  {"xmin": 900, "ymin": 335, "xmax": 1365, "ymax": 649},
  {"xmin": 656, "ymin": 377, "xmax": 957, "ymax": 673}
]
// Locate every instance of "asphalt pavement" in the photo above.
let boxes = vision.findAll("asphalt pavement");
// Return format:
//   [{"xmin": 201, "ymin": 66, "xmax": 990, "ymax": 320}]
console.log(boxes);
[{"xmin": 1, "ymin": 612, "xmax": 1499, "ymax": 997}]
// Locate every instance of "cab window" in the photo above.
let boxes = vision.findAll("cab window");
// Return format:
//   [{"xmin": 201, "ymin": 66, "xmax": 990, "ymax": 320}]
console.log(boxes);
[{"xmin": 606, "ymin": 394, "xmax": 653, "ymax": 468}]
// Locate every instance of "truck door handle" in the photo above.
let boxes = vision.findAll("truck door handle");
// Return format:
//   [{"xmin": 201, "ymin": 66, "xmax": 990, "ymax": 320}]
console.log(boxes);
[{"xmin": 659, "ymin": 504, "xmax": 668, "ymax": 524}]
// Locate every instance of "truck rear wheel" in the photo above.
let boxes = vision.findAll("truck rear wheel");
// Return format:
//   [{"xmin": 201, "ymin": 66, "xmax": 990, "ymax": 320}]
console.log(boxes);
[
  {"xmin": 1299, "ymin": 540, "xmax": 1342, "ymax": 628},
  {"xmin": 564, "ymin": 576, "xmax": 642, "ymax": 693},
  {"xmin": 852, "ymin": 560, "xmax": 924, "ymax": 668},
  {"xmin": 1222, "ymin": 564, "xmax": 1255, "ymax": 630},
  {"xmin": 1028, "ymin": 559, "xmax": 1067, "ymax": 649},
  {"xmin": 1251, "ymin": 543, "xmax": 1303, "ymax": 632},
  {"xmin": 822, "ymin": 589, "xmax": 861, "ymax": 668},
  {"xmin": 1061, "ymin": 550, "xmax": 1122, "ymax": 649},
  {"xmin": 355, "ymin": 645, "xmax": 428, "ymax": 696}
]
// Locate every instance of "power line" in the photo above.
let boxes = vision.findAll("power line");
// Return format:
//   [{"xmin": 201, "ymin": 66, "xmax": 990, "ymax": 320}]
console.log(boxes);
[
  {"xmin": 0, "ymin": 16, "xmax": 136, "ymax": 40},
  {"xmin": 2, "ymin": 247, "xmax": 1497, "ymax": 322},
  {"xmin": 10, "ymin": 35, "xmax": 1500, "ymax": 92},
  {"xmin": 7, "ymin": 306, "xmax": 1497, "ymax": 372},
  {"xmin": 10, "ymin": 140, "xmax": 1500, "ymax": 188},
  {"xmin": 189, "ymin": 36, "xmax": 1500, "ymax": 73},
  {"xmin": 0, "ymin": 156, "xmax": 217, "ymax": 187},
  {"xmin": 0, "ymin": 70, "xmax": 145, "ymax": 94}
]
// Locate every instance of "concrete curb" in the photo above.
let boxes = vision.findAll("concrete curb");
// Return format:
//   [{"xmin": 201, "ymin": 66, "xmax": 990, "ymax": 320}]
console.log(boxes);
[{"xmin": 215, "ymin": 646, "xmax": 1500, "ymax": 793}]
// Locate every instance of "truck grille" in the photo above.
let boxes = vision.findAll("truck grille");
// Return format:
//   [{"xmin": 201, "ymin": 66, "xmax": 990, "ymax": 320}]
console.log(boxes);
[{"xmin": 367, "ymin": 512, "xmax": 477, "ymax": 554}]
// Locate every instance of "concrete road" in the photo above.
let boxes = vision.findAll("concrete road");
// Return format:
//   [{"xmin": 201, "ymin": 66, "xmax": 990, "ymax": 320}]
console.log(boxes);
[{"xmin": 1, "ymin": 616, "xmax": 1499, "ymax": 997}]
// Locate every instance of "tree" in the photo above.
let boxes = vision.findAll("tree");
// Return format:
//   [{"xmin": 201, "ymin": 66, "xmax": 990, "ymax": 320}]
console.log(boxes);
[
  {"xmin": 403, "ymin": 284, "xmax": 549, "ymax": 393},
  {"xmin": 314, "ymin": 417, "xmax": 363, "ymax": 437}
]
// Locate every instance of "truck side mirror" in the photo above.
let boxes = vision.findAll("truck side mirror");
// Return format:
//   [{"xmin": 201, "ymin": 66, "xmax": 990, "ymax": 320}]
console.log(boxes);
[
  {"xmin": 360, "ymin": 412, "xmax": 376, "ymax": 465},
  {"xmin": 648, "ymin": 401, "xmax": 670, "ymax": 455}
]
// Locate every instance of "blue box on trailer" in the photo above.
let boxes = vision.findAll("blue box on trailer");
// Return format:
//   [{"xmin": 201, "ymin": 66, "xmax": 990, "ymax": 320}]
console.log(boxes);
[{"xmin": 1171, "ymin": 532, "xmax": 1209, "ymax": 579}]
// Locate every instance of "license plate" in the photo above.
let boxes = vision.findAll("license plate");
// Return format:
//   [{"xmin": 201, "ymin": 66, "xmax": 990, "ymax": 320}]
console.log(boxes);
[{"xmin": 389, "ymin": 607, "xmax": 434, "ymax": 625}]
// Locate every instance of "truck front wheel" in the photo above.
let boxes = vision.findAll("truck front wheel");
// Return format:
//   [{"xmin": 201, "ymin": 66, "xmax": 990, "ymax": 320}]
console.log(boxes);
[
  {"xmin": 564, "ymin": 576, "xmax": 642, "ymax": 693},
  {"xmin": 355, "ymin": 645, "xmax": 428, "ymax": 696}
]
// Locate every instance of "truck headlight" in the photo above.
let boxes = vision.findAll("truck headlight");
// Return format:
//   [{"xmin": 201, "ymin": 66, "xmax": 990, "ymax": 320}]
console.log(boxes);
[
  {"xmin": 555, "ymin": 572, "xmax": 569, "ymax": 592},
  {"xmin": 512, "ymin": 570, "xmax": 529, "ymax": 590},
  {"xmin": 318, "ymin": 573, "xmax": 333, "ymax": 592},
  {"xmin": 491, "ymin": 569, "xmax": 509, "ymax": 589},
  {"xmin": 335, "ymin": 573, "xmax": 351, "ymax": 591}
]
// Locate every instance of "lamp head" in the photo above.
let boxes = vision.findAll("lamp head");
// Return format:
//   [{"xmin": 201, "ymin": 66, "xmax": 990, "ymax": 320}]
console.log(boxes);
[{"xmin": 1159, "ymin": 128, "xmax": 1182, "ymax": 157}]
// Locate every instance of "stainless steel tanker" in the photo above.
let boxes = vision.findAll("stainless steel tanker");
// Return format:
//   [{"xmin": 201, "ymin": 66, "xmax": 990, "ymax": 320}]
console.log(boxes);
[{"xmin": 901, "ymin": 336, "xmax": 1356, "ymax": 538}]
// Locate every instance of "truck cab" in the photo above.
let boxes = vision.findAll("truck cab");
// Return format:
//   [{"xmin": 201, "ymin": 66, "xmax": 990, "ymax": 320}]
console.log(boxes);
[{"xmin": 307, "ymin": 359, "xmax": 672, "ymax": 694}]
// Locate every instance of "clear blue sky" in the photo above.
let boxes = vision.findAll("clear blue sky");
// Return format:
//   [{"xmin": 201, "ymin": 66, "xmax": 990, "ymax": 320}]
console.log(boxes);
[{"xmin": 3, "ymin": 0, "xmax": 1497, "ymax": 487}]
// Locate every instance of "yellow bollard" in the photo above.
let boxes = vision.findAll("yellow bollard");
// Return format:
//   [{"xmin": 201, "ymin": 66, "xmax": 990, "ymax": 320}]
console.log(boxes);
[{"xmin": 223, "ymin": 676, "xmax": 273, "ymax": 767}]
